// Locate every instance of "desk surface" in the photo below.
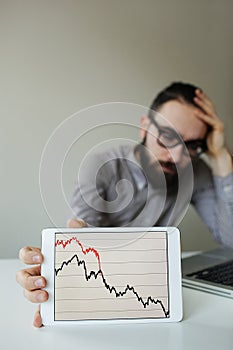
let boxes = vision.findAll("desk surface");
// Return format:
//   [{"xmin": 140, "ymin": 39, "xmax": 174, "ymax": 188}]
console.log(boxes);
[{"xmin": 1, "ymin": 259, "xmax": 233, "ymax": 350}]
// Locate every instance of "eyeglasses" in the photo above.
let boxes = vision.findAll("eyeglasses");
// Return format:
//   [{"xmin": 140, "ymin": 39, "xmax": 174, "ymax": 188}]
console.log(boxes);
[{"xmin": 148, "ymin": 117, "xmax": 207, "ymax": 158}]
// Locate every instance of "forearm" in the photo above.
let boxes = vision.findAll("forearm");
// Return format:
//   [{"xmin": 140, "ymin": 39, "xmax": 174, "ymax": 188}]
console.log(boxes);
[
  {"xmin": 70, "ymin": 190, "xmax": 102, "ymax": 227},
  {"xmin": 193, "ymin": 173, "xmax": 233, "ymax": 248}
]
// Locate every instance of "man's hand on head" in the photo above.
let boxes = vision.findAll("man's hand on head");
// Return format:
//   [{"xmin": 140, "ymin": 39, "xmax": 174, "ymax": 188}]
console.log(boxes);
[
  {"xmin": 16, "ymin": 218, "xmax": 87, "ymax": 327},
  {"xmin": 193, "ymin": 89, "xmax": 233, "ymax": 176},
  {"xmin": 193, "ymin": 89, "xmax": 225, "ymax": 156}
]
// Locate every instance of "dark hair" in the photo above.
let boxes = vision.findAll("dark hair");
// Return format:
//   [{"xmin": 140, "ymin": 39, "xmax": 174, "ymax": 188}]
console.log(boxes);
[{"xmin": 148, "ymin": 82, "xmax": 201, "ymax": 119}]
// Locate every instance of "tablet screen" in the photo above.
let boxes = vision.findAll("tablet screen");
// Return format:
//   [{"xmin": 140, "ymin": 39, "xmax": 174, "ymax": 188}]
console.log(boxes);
[{"xmin": 54, "ymin": 230, "xmax": 169, "ymax": 321}]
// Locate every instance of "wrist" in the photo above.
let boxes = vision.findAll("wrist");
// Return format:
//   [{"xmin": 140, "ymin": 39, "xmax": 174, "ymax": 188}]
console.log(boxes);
[{"xmin": 209, "ymin": 147, "xmax": 233, "ymax": 177}]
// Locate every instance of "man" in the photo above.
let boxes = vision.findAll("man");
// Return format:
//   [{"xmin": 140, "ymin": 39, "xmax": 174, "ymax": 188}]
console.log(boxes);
[
  {"xmin": 16, "ymin": 82, "xmax": 233, "ymax": 327},
  {"xmin": 70, "ymin": 82, "xmax": 233, "ymax": 242}
]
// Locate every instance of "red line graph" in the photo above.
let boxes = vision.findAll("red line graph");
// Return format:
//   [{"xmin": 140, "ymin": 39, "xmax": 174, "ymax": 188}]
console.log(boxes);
[{"xmin": 55, "ymin": 237, "xmax": 101, "ymax": 270}]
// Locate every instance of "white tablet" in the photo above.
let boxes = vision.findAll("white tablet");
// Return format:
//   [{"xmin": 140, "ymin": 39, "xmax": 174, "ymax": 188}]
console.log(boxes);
[{"xmin": 41, "ymin": 227, "xmax": 182, "ymax": 325}]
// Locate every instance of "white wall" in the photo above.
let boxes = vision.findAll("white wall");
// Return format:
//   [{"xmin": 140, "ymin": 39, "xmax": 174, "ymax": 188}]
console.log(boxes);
[{"xmin": 1, "ymin": 0, "xmax": 232, "ymax": 257}]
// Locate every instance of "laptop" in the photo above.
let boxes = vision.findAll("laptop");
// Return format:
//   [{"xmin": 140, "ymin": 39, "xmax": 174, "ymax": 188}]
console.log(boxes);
[{"xmin": 182, "ymin": 247, "xmax": 233, "ymax": 298}]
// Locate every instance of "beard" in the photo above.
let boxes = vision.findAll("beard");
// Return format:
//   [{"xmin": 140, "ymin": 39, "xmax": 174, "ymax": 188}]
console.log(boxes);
[{"xmin": 134, "ymin": 143, "xmax": 179, "ymax": 191}]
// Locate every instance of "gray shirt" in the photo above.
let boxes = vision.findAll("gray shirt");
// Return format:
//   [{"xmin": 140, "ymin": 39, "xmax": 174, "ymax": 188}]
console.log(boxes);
[{"xmin": 71, "ymin": 144, "xmax": 233, "ymax": 247}]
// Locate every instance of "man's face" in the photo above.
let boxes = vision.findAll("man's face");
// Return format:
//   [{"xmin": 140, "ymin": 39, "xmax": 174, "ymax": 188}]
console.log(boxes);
[{"xmin": 140, "ymin": 100, "xmax": 208, "ymax": 179}]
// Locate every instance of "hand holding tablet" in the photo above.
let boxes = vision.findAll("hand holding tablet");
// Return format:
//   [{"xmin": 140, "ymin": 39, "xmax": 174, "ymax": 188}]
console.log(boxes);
[{"xmin": 41, "ymin": 227, "xmax": 183, "ymax": 325}]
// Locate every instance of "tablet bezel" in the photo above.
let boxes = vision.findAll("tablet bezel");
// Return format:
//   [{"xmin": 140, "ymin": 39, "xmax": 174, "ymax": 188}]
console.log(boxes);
[{"xmin": 41, "ymin": 227, "xmax": 182, "ymax": 325}]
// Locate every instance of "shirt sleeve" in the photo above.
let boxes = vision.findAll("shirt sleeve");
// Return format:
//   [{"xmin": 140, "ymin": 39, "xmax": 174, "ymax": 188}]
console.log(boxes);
[
  {"xmin": 70, "ymin": 154, "xmax": 111, "ymax": 227},
  {"xmin": 191, "ymin": 160, "xmax": 233, "ymax": 248}
]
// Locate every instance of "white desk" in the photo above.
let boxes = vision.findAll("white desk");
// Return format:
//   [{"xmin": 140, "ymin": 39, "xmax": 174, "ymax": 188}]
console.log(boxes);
[{"xmin": 1, "ymin": 259, "xmax": 233, "ymax": 350}]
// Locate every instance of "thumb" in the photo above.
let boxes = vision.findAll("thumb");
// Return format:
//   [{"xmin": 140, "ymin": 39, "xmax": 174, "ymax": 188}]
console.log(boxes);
[
  {"xmin": 33, "ymin": 305, "xmax": 43, "ymax": 328},
  {"xmin": 67, "ymin": 218, "xmax": 87, "ymax": 228}
]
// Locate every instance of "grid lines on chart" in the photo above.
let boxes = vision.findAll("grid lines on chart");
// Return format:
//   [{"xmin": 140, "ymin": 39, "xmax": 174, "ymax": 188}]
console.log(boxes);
[{"xmin": 54, "ymin": 230, "xmax": 169, "ymax": 321}]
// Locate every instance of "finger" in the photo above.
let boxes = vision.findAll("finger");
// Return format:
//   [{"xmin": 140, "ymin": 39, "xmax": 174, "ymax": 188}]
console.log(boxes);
[
  {"xmin": 194, "ymin": 109, "xmax": 224, "ymax": 131},
  {"xmin": 194, "ymin": 96, "xmax": 215, "ymax": 116},
  {"xmin": 195, "ymin": 89, "xmax": 213, "ymax": 108},
  {"xmin": 33, "ymin": 306, "xmax": 43, "ymax": 328},
  {"xmin": 67, "ymin": 218, "xmax": 87, "ymax": 228},
  {"xmin": 19, "ymin": 246, "xmax": 43, "ymax": 265},
  {"xmin": 16, "ymin": 266, "xmax": 46, "ymax": 291},
  {"xmin": 24, "ymin": 288, "xmax": 48, "ymax": 303}
]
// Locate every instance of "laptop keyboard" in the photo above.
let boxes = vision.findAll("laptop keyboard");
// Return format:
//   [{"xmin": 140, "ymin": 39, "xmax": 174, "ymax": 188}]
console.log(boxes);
[{"xmin": 187, "ymin": 260, "xmax": 233, "ymax": 286}]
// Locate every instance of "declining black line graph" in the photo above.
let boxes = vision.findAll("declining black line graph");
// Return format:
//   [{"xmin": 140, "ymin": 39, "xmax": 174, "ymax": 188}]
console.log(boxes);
[{"xmin": 54, "ymin": 231, "xmax": 169, "ymax": 321}]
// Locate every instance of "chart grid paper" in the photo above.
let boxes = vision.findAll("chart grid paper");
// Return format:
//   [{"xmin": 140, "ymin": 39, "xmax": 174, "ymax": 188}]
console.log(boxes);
[{"xmin": 54, "ymin": 230, "xmax": 169, "ymax": 321}]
